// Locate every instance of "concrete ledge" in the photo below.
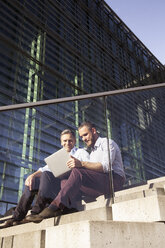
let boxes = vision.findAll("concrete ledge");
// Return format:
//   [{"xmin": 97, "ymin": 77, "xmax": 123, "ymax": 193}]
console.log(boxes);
[
  {"xmin": 147, "ymin": 176, "xmax": 165, "ymax": 189},
  {"xmin": 45, "ymin": 220, "xmax": 165, "ymax": 248},
  {"xmin": 112, "ymin": 193, "xmax": 165, "ymax": 222},
  {"xmin": 2, "ymin": 219, "xmax": 165, "ymax": 248},
  {"xmin": 0, "ymin": 207, "xmax": 112, "ymax": 238},
  {"xmin": 112, "ymin": 181, "xmax": 165, "ymax": 222},
  {"xmin": 57, "ymin": 207, "xmax": 112, "ymax": 225},
  {"xmin": 82, "ymin": 195, "xmax": 112, "ymax": 210},
  {"xmin": 114, "ymin": 176, "xmax": 165, "ymax": 203},
  {"xmin": 0, "ymin": 218, "xmax": 54, "ymax": 238},
  {"xmin": 114, "ymin": 185, "xmax": 165, "ymax": 203},
  {"xmin": 0, "ymin": 230, "xmax": 45, "ymax": 248},
  {"xmin": 1, "ymin": 176, "xmax": 165, "ymax": 248}
]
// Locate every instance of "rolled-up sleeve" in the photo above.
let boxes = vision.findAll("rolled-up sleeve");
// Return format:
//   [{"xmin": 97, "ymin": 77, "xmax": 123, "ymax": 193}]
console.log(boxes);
[
  {"xmin": 101, "ymin": 139, "xmax": 117, "ymax": 173},
  {"xmin": 90, "ymin": 138, "xmax": 117, "ymax": 173},
  {"xmin": 38, "ymin": 164, "xmax": 51, "ymax": 173}
]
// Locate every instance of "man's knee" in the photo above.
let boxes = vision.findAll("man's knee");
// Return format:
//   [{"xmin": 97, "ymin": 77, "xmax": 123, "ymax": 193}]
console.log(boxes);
[
  {"xmin": 40, "ymin": 171, "xmax": 51, "ymax": 180},
  {"xmin": 71, "ymin": 168, "xmax": 83, "ymax": 177}
]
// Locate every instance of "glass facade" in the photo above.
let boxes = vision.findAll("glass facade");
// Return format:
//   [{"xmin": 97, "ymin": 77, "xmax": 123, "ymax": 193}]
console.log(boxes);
[{"xmin": 0, "ymin": 0, "xmax": 165, "ymax": 215}]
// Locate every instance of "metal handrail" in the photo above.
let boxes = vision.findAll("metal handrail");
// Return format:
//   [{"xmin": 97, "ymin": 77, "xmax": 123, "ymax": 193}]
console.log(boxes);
[{"xmin": 0, "ymin": 82, "xmax": 165, "ymax": 112}]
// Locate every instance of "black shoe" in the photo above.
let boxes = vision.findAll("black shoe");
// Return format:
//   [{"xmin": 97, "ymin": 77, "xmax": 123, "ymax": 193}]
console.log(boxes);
[{"xmin": 26, "ymin": 207, "xmax": 62, "ymax": 223}]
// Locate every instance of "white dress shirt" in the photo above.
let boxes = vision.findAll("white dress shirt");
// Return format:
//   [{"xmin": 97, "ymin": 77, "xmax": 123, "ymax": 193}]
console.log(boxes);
[
  {"xmin": 90, "ymin": 137, "xmax": 125, "ymax": 178},
  {"xmin": 38, "ymin": 147, "xmax": 89, "ymax": 173}
]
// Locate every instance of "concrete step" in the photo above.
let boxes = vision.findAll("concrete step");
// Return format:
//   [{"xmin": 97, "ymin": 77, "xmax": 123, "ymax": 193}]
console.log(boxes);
[
  {"xmin": 113, "ymin": 176, "xmax": 165, "ymax": 203},
  {"xmin": 0, "ymin": 206, "xmax": 112, "ymax": 237},
  {"xmin": 1, "ymin": 176, "xmax": 165, "ymax": 247},
  {"xmin": 1, "ymin": 220, "xmax": 165, "ymax": 248},
  {"xmin": 113, "ymin": 180, "xmax": 165, "ymax": 222},
  {"xmin": 147, "ymin": 176, "xmax": 165, "ymax": 187},
  {"xmin": 45, "ymin": 220, "xmax": 165, "ymax": 248}
]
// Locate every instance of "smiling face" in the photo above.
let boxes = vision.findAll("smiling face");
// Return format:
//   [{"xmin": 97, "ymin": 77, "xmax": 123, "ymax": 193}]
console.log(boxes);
[
  {"xmin": 61, "ymin": 133, "xmax": 76, "ymax": 152},
  {"xmin": 78, "ymin": 125, "xmax": 98, "ymax": 148}
]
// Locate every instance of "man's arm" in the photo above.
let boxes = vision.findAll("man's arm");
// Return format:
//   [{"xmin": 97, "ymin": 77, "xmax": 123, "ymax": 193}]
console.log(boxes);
[
  {"xmin": 81, "ymin": 161, "xmax": 103, "ymax": 172},
  {"xmin": 25, "ymin": 170, "xmax": 42, "ymax": 190},
  {"xmin": 67, "ymin": 156, "xmax": 104, "ymax": 172},
  {"xmin": 25, "ymin": 163, "xmax": 52, "ymax": 190}
]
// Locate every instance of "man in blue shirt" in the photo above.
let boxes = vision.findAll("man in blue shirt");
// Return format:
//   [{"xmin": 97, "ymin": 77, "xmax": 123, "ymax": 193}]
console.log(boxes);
[{"xmin": 26, "ymin": 121, "xmax": 125, "ymax": 222}]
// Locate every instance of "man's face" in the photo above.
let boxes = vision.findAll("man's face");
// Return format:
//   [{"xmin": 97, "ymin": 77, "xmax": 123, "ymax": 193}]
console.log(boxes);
[
  {"xmin": 61, "ymin": 133, "xmax": 76, "ymax": 152},
  {"xmin": 79, "ymin": 126, "xmax": 96, "ymax": 148}
]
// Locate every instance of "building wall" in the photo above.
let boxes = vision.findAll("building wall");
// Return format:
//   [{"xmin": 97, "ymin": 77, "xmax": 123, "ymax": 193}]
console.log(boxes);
[{"xmin": 0, "ymin": 0, "xmax": 165, "ymax": 214}]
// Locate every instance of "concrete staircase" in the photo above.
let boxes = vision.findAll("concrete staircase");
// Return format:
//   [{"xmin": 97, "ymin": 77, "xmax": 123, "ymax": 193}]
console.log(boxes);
[{"xmin": 1, "ymin": 177, "xmax": 165, "ymax": 248}]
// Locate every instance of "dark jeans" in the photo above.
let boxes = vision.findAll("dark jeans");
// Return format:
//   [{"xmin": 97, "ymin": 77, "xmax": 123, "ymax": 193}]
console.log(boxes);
[{"xmin": 13, "ymin": 171, "xmax": 62, "ymax": 220}]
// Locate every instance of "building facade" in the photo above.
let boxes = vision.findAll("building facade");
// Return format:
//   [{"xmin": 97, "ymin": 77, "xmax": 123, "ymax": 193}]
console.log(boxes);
[{"xmin": 0, "ymin": 0, "xmax": 165, "ymax": 215}]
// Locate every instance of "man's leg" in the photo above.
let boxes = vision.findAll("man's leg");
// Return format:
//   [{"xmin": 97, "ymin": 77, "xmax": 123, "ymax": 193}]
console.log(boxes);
[
  {"xmin": 30, "ymin": 171, "xmax": 61, "ymax": 214},
  {"xmin": 27, "ymin": 168, "xmax": 125, "ymax": 222},
  {"xmin": 51, "ymin": 168, "xmax": 110, "ymax": 209},
  {"xmin": 0, "ymin": 177, "xmax": 40, "ymax": 228},
  {"xmin": 51, "ymin": 168, "xmax": 125, "ymax": 208},
  {"xmin": 60, "ymin": 179, "xmax": 82, "ymax": 207},
  {"xmin": 13, "ymin": 177, "xmax": 40, "ymax": 221}
]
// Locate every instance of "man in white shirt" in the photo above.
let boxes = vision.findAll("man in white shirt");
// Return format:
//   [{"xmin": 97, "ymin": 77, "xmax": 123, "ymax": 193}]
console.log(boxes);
[
  {"xmin": 28, "ymin": 121, "xmax": 125, "ymax": 222},
  {"xmin": 0, "ymin": 129, "xmax": 89, "ymax": 228}
]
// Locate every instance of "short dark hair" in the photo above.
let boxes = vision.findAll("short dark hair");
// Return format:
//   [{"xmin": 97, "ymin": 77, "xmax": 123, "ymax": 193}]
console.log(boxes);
[
  {"xmin": 60, "ymin": 129, "xmax": 75, "ymax": 138},
  {"xmin": 78, "ymin": 122, "xmax": 96, "ymax": 131}
]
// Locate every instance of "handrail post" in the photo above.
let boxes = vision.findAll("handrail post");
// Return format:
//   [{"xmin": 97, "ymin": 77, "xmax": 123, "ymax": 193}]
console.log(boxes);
[{"xmin": 103, "ymin": 96, "xmax": 114, "ymax": 203}]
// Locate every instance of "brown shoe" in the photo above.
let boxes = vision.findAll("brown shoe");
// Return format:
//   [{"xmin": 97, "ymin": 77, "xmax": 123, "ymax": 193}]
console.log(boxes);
[
  {"xmin": 25, "ymin": 214, "xmax": 42, "ymax": 222},
  {"xmin": 0, "ymin": 219, "xmax": 15, "ymax": 229},
  {"xmin": 0, "ymin": 218, "xmax": 29, "ymax": 228},
  {"xmin": 26, "ymin": 207, "xmax": 62, "ymax": 223},
  {"xmin": 0, "ymin": 218, "xmax": 28, "ymax": 228},
  {"xmin": 13, "ymin": 218, "xmax": 30, "ymax": 226}
]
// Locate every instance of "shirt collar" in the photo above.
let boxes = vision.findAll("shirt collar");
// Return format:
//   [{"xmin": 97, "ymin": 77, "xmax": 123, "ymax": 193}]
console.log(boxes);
[
  {"xmin": 93, "ymin": 137, "xmax": 101, "ymax": 150},
  {"xmin": 69, "ymin": 146, "xmax": 77, "ymax": 155}
]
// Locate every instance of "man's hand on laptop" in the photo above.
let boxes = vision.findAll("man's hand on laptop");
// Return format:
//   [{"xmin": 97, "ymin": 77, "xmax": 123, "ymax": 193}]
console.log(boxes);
[{"xmin": 67, "ymin": 156, "xmax": 82, "ymax": 168}]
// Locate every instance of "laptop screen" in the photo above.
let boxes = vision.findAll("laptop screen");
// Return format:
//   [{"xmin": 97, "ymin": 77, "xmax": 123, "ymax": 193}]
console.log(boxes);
[{"xmin": 44, "ymin": 148, "xmax": 71, "ymax": 177}]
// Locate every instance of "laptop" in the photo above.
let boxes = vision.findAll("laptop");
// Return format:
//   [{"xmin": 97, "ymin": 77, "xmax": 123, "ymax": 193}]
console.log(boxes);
[{"xmin": 44, "ymin": 148, "xmax": 71, "ymax": 177}]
